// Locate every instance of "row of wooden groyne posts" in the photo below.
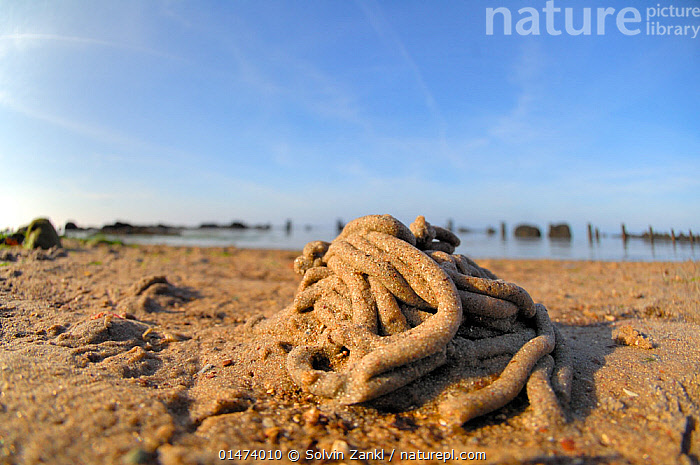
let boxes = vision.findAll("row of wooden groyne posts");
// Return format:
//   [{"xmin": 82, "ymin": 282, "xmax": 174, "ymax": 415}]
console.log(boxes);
[
  {"xmin": 313, "ymin": 219, "xmax": 698, "ymax": 246},
  {"xmin": 582, "ymin": 223, "xmax": 698, "ymax": 246},
  {"xmin": 616, "ymin": 224, "xmax": 696, "ymax": 246}
]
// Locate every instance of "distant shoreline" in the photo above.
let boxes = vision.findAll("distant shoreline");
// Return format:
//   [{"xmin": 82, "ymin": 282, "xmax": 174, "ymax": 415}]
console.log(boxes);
[
  {"xmin": 4, "ymin": 218, "xmax": 698, "ymax": 263},
  {"xmin": 58, "ymin": 233, "xmax": 699, "ymax": 264}
]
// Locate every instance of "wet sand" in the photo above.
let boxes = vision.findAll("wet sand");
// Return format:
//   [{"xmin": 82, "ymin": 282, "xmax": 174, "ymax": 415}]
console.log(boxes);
[{"xmin": 1, "ymin": 240, "xmax": 698, "ymax": 464}]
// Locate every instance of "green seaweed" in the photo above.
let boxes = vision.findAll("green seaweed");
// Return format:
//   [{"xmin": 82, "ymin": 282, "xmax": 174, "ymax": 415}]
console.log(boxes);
[{"xmin": 86, "ymin": 233, "xmax": 124, "ymax": 247}]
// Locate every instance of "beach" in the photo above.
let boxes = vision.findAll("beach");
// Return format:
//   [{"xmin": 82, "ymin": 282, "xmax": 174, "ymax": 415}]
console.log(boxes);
[{"xmin": 1, "ymin": 240, "xmax": 698, "ymax": 464}]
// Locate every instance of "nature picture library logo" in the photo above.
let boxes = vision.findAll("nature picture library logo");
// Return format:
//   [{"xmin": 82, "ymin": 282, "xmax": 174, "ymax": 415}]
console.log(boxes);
[{"xmin": 485, "ymin": 0, "xmax": 700, "ymax": 38}]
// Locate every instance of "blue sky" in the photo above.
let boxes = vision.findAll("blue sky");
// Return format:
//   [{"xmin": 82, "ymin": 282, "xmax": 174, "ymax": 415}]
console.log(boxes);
[{"xmin": 1, "ymin": 0, "xmax": 698, "ymax": 234}]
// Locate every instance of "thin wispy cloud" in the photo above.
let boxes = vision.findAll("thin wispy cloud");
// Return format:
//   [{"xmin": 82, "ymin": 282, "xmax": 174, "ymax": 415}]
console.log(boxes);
[
  {"xmin": 354, "ymin": 0, "xmax": 476, "ymax": 183},
  {"xmin": 355, "ymin": 0, "xmax": 447, "ymax": 133},
  {"xmin": 0, "ymin": 90, "xmax": 201, "ymax": 174},
  {"xmin": 178, "ymin": 10, "xmax": 367, "ymax": 132},
  {"xmin": 0, "ymin": 32, "xmax": 182, "ymax": 61},
  {"xmin": 488, "ymin": 43, "xmax": 546, "ymax": 143},
  {"xmin": 0, "ymin": 93, "xmax": 139, "ymax": 148}
]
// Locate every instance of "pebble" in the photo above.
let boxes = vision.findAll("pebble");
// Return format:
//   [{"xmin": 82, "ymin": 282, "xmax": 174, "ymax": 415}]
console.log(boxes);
[
  {"xmin": 121, "ymin": 447, "xmax": 153, "ymax": 464},
  {"xmin": 302, "ymin": 407, "xmax": 321, "ymax": 425},
  {"xmin": 195, "ymin": 364, "xmax": 215, "ymax": 376},
  {"xmin": 331, "ymin": 439, "xmax": 350, "ymax": 455}
]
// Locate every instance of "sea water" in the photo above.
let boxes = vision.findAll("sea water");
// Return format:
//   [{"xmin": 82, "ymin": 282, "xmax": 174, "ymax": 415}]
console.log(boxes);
[{"xmin": 67, "ymin": 226, "xmax": 698, "ymax": 262}]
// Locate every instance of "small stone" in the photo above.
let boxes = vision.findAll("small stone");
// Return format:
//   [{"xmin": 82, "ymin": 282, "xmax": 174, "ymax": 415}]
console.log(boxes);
[
  {"xmin": 121, "ymin": 447, "xmax": 154, "ymax": 464},
  {"xmin": 560, "ymin": 437, "xmax": 576, "ymax": 452},
  {"xmin": 331, "ymin": 439, "xmax": 350, "ymax": 455},
  {"xmin": 302, "ymin": 407, "xmax": 320, "ymax": 426},
  {"xmin": 162, "ymin": 332, "xmax": 189, "ymax": 343},
  {"xmin": 144, "ymin": 424, "xmax": 175, "ymax": 452},
  {"xmin": 264, "ymin": 427, "xmax": 281, "ymax": 441},
  {"xmin": 195, "ymin": 364, "xmax": 215, "ymax": 376}
]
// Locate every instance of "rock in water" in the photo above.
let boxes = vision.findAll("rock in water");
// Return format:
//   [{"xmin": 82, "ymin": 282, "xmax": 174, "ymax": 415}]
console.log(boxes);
[
  {"xmin": 548, "ymin": 223, "xmax": 572, "ymax": 239},
  {"xmin": 23, "ymin": 218, "xmax": 62, "ymax": 250},
  {"xmin": 514, "ymin": 224, "xmax": 542, "ymax": 238}
]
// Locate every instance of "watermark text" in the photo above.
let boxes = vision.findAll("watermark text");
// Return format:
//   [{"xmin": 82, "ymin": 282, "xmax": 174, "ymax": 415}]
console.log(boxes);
[{"xmin": 486, "ymin": 0, "xmax": 700, "ymax": 38}]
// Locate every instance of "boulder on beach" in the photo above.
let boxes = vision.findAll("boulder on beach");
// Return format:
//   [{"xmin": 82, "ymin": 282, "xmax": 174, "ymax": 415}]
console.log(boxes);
[
  {"xmin": 548, "ymin": 223, "xmax": 572, "ymax": 239},
  {"xmin": 23, "ymin": 218, "xmax": 62, "ymax": 250},
  {"xmin": 514, "ymin": 224, "xmax": 541, "ymax": 238}
]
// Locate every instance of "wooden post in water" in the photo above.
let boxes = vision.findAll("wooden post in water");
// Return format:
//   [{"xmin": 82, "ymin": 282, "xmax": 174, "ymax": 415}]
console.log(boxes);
[
  {"xmin": 621, "ymin": 223, "xmax": 628, "ymax": 243},
  {"xmin": 587, "ymin": 223, "xmax": 593, "ymax": 244},
  {"xmin": 446, "ymin": 218, "xmax": 454, "ymax": 232},
  {"xmin": 501, "ymin": 222, "xmax": 507, "ymax": 241},
  {"xmin": 691, "ymin": 229, "xmax": 695, "ymax": 246},
  {"xmin": 595, "ymin": 227, "xmax": 600, "ymax": 243},
  {"xmin": 285, "ymin": 219, "xmax": 292, "ymax": 235},
  {"xmin": 649, "ymin": 225, "xmax": 654, "ymax": 245},
  {"xmin": 671, "ymin": 228, "xmax": 676, "ymax": 246}
]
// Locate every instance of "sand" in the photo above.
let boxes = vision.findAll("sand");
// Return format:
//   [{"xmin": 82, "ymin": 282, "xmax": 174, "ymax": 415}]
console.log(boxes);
[{"xmin": 1, "ymin": 240, "xmax": 699, "ymax": 464}]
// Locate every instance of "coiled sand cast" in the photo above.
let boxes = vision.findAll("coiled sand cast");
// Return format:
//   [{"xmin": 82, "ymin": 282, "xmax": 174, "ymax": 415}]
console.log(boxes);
[{"xmin": 248, "ymin": 214, "xmax": 572, "ymax": 426}]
